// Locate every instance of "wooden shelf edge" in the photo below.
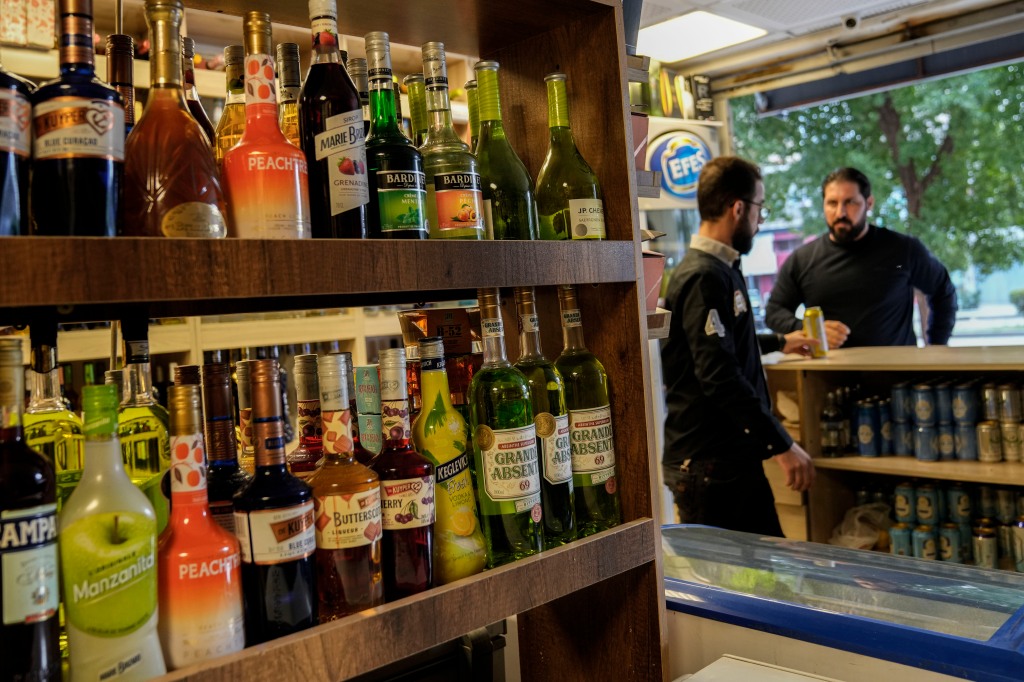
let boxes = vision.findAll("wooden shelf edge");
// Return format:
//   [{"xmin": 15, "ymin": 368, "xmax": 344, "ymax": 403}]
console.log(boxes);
[
  {"xmin": 764, "ymin": 345, "xmax": 1024, "ymax": 372},
  {"xmin": 158, "ymin": 518, "xmax": 656, "ymax": 681},
  {"xmin": 814, "ymin": 455, "xmax": 1024, "ymax": 485}
]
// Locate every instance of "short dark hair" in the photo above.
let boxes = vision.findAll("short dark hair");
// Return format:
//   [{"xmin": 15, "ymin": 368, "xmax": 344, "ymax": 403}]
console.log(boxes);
[
  {"xmin": 697, "ymin": 156, "xmax": 762, "ymax": 221},
  {"xmin": 822, "ymin": 167, "xmax": 872, "ymax": 199}
]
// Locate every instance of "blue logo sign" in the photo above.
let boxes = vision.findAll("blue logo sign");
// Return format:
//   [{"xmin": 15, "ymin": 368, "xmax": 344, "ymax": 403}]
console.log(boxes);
[{"xmin": 649, "ymin": 132, "xmax": 712, "ymax": 200}]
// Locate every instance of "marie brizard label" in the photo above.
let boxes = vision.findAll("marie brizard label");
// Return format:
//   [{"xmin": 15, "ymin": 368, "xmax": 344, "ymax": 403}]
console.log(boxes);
[
  {"xmin": 33, "ymin": 97, "xmax": 125, "ymax": 161},
  {"xmin": 376, "ymin": 170, "xmax": 426, "ymax": 232},
  {"xmin": 314, "ymin": 108, "xmax": 369, "ymax": 215},
  {"xmin": 433, "ymin": 172, "xmax": 483, "ymax": 232},
  {"xmin": 234, "ymin": 502, "xmax": 315, "ymax": 564},
  {"xmin": 0, "ymin": 90, "xmax": 32, "ymax": 157}
]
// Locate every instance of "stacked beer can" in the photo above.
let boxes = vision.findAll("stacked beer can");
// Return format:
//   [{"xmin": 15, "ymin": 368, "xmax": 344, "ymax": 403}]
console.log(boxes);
[{"xmin": 975, "ymin": 383, "xmax": 1023, "ymax": 463}]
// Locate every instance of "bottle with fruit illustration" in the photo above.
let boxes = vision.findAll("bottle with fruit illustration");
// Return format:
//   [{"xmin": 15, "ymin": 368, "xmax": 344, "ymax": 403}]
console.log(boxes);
[{"xmin": 287, "ymin": 354, "xmax": 323, "ymax": 479}]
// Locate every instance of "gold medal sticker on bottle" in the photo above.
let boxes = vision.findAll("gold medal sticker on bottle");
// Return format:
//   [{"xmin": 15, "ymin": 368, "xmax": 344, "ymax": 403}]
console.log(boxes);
[
  {"xmin": 536, "ymin": 412, "xmax": 572, "ymax": 486},
  {"xmin": 314, "ymin": 488, "xmax": 382, "ymax": 549},
  {"xmin": 161, "ymin": 202, "xmax": 227, "ymax": 238}
]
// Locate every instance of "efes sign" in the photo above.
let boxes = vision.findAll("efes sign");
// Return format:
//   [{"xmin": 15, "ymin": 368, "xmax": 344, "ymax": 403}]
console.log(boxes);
[{"xmin": 649, "ymin": 131, "xmax": 712, "ymax": 201}]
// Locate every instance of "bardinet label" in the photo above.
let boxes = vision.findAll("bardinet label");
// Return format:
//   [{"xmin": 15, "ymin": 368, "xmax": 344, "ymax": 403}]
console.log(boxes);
[
  {"xmin": 536, "ymin": 413, "xmax": 573, "ymax": 486},
  {"xmin": 314, "ymin": 489, "xmax": 382, "ymax": 549},
  {"xmin": 433, "ymin": 172, "xmax": 483, "ymax": 231},
  {"xmin": 380, "ymin": 476, "xmax": 435, "ymax": 530},
  {"xmin": 1, "ymin": 504, "xmax": 59, "ymax": 626},
  {"xmin": 476, "ymin": 424, "xmax": 542, "ymax": 511},
  {"xmin": 376, "ymin": 170, "xmax": 426, "ymax": 232},
  {"xmin": 0, "ymin": 90, "xmax": 31, "ymax": 157},
  {"xmin": 567, "ymin": 198, "xmax": 605, "ymax": 239},
  {"xmin": 315, "ymin": 108, "xmax": 369, "ymax": 215},
  {"xmin": 33, "ymin": 97, "xmax": 125, "ymax": 161},
  {"xmin": 234, "ymin": 502, "xmax": 315, "ymax": 564},
  {"xmin": 569, "ymin": 405, "xmax": 616, "ymax": 486}
]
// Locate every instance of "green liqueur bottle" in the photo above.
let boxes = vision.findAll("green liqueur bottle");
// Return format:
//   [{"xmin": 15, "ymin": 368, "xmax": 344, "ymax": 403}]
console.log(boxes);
[
  {"xmin": 420, "ymin": 42, "xmax": 484, "ymax": 240},
  {"xmin": 535, "ymin": 72, "xmax": 606, "ymax": 240},
  {"xmin": 555, "ymin": 285, "xmax": 620, "ymax": 536},
  {"xmin": 513, "ymin": 287, "xmax": 576, "ymax": 547},
  {"xmin": 469, "ymin": 288, "xmax": 543, "ymax": 566},
  {"xmin": 403, "ymin": 73, "xmax": 429, "ymax": 148},
  {"xmin": 465, "ymin": 79, "xmax": 479, "ymax": 154},
  {"xmin": 364, "ymin": 31, "xmax": 427, "ymax": 239},
  {"xmin": 474, "ymin": 61, "xmax": 538, "ymax": 241}
]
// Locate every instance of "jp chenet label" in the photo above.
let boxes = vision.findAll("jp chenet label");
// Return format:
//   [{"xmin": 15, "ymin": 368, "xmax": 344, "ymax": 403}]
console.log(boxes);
[
  {"xmin": 569, "ymin": 405, "xmax": 616, "ymax": 486},
  {"xmin": 314, "ymin": 489, "xmax": 382, "ymax": 549},
  {"xmin": 234, "ymin": 502, "xmax": 316, "ymax": 564},
  {"xmin": 33, "ymin": 97, "xmax": 125, "ymax": 161},
  {"xmin": 0, "ymin": 90, "xmax": 31, "ymax": 157},
  {"xmin": 433, "ymin": 172, "xmax": 483, "ymax": 232},
  {"xmin": 567, "ymin": 198, "xmax": 605, "ymax": 239}
]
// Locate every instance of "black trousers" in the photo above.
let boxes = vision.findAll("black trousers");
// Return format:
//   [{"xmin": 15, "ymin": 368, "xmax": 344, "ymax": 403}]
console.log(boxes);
[{"xmin": 670, "ymin": 458, "xmax": 784, "ymax": 537}]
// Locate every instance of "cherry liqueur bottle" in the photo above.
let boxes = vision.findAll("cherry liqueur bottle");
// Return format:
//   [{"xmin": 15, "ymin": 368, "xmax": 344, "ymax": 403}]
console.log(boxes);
[
  {"xmin": 213, "ymin": 45, "xmax": 245, "ymax": 167},
  {"xmin": 420, "ymin": 42, "xmax": 484, "ymax": 240},
  {"xmin": 372, "ymin": 348, "xmax": 435, "ymax": 601},
  {"xmin": 364, "ymin": 31, "xmax": 427, "ymax": 240},
  {"xmin": 158, "ymin": 385, "xmax": 244, "ymax": 669},
  {"xmin": 182, "ymin": 36, "xmax": 215, "ymax": 145},
  {"xmin": 354, "ymin": 363, "xmax": 383, "ymax": 464},
  {"xmin": 287, "ymin": 354, "xmax": 323, "ymax": 480},
  {"xmin": 468, "ymin": 288, "xmax": 544, "ymax": 566},
  {"xmin": 105, "ymin": 34, "xmax": 135, "ymax": 137},
  {"xmin": 412, "ymin": 337, "xmax": 486, "ymax": 584},
  {"xmin": 474, "ymin": 61, "xmax": 538, "ymax": 241},
  {"xmin": 235, "ymin": 359, "xmax": 256, "ymax": 474},
  {"xmin": 0, "ymin": 339, "xmax": 60, "ymax": 682},
  {"xmin": 232, "ymin": 359, "xmax": 316, "ymax": 643},
  {"xmin": 513, "ymin": 287, "xmax": 576, "ymax": 547},
  {"xmin": 308, "ymin": 353, "xmax": 383, "ymax": 620},
  {"xmin": 0, "ymin": 53, "xmax": 33, "ymax": 235},
  {"xmin": 535, "ymin": 72, "xmax": 606, "ymax": 240},
  {"xmin": 555, "ymin": 285, "xmax": 621, "ymax": 536},
  {"xmin": 30, "ymin": 0, "xmax": 124, "ymax": 237},
  {"xmin": 61, "ymin": 384, "xmax": 166, "ymax": 680},
  {"xmin": 465, "ymin": 79, "xmax": 478, "ymax": 154},
  {"xmin": 298, "ymin": 0, "xmax": 368, "ymax": 239},
  {"xmin": 403, "ymin": 73, "xmax": 428, "ymax": 148},
  {"xmin": 202, "ymin": 362, "xmax": 251, "ymax": 533},
  {"xmin": 223, "ymin": 12, "xmax": 312, "ymax": 239},
  {"xmin": 276, "ymin": 42, "xmax": 301, "ymax": 148}
]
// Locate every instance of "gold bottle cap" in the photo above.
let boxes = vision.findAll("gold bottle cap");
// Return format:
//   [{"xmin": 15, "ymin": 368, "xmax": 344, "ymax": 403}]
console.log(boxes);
[
  {"xmin": 243, "ymin": 11, "xmax": 273, "ymax": 57},
  {"xmin": 168, "ymin": 384, "xmax": 203, "ymax": 436},
  {"xmin": 0, "ymin": 338, "xmax": 22, "ymax": 367},
  {"xmin": 477, "ymin": 287, "xmax": 501, "ymax": 318}
]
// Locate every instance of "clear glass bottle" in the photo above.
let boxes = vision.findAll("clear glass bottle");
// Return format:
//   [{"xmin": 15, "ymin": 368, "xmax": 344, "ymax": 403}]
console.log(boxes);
[
  {"xmin": 474, "ymin": 61, "xmax": 538, "ymax": 240},
  {"xmin": 276, "ymin": 42, "xmax": 301, "ymax": 148},
  {"xmin": 105, "ymin": 33, "xmax": 134, "ymax": 137},
  {"xmin": 235, "ymin": 359, "xmax": 256, "ymax": 474},
  {"xmin": 0, "ymin": 53, "xmax": 33, "ymax": 235},
  {"xmin": 213, "ymin": 45, "xmax": 245, "ymax": 167},
  {"xmin": 307, "ymin": 353, "xmax": 383, "ymax": 620},
  {"xmin": 403, "ymin": 73, "xmax": 428, "ymax": 148},
  {"xmin": 202, "ymin": 362, "xmax": 251, "ymax": 533},
  {"xmin": 364, "ymin": 31, "xmax": 427, "ymax": 240},
  {"xmin": 535, "ymin": 72, "xmax": 605, "ymax": 240},
  {"xmin": 513, "ymin": 287, "xmax": 576, "ymax": 547},
  {"xmin": 468, "ymin": 288, "xmax": 544, "ymax": 566},
  {"xmin": 288, "ymin": 353, "xmax": 323, "ymax": 479},
  {"xmin": 182, "ymin": 36, "xmax": 215, "ymax": 145},
  {"xmin": 0, "ymin": 339, "xmax": 60, "ymax": 682},
  {"xmin": 554, "ymin": 285, "xmax": 621, "ymax": 535},
  {"xmin": 347, "ymin": 57, "xmax": 371, "ymax": 136},
  {"xmin": 420, "ymin": 42, "xmax": 484, "ymax": 240},
  {"xmin": 465, "ymin": 78, "xmax": 479, "ymax": 153}
]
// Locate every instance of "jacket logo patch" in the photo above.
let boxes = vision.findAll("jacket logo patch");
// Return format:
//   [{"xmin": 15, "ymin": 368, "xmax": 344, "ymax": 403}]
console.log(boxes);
[
  {"xmin": 704, "ymin": 309, "xmax": 726, "ymax": 337},
  {"xmin": 733, "ymin": 290, "xmax": 747, "ymax": 316}
]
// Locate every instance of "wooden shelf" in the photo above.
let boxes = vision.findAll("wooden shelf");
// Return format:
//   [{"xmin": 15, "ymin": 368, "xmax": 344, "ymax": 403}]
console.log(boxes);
[
  {"xmin": 627, "ymin": 54, "xmax": 651, "ymax": 84},
  {"xmin": 636, "ymin": 170, "xmax": 662, "ymax": 198},
  {"xmin": 765, "ymin": 345, "xmax": 1024, "ymax": 372},
  {"xmin": 647, "ymin": 307, "xmax": 670, "ymax": 339},
  {"xmin": 814, "ymin": 456, "xmax": 1024, "ymax": 485}
]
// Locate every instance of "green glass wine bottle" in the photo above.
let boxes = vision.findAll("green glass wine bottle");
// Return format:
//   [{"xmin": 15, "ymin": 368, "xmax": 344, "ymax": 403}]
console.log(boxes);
[
  {"xmin": 468, "ymin": 288, "xmax": 544, "ymax": 567},
  {"xmin": 403, "ymin": 73, "xmax": 428, "ymax": 148},
  {"xmin": 474, "ymin": 61, "xmax": 538, "ymax": 241},
  {"xmin": 512, "ymin": 287, "xmax": 576, "ymax": 548},
  {"xmin": 554, "ymin": 285, "xmax": 620, "ymax": 536},
  {"xmin": 465, "ymin": 79, "xmax": 479, "ymax": 154},
  {"xmin": 535, "ymin": 72, "xmax": 605, "ymax": 240}
]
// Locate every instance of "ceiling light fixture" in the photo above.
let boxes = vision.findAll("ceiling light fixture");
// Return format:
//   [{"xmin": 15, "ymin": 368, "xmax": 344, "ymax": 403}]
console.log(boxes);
[{"xmin": 638, "ymin": 11, "xmax": 767, "ymax": 64}]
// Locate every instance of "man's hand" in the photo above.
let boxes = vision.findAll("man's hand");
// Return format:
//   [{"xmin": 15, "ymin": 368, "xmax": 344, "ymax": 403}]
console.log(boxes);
[
  {"xmin": 781, "ymin": 331, "xmax": 819, "ymax": 356},
  {"xmin": 772, "ymin": 443, "xmax": 815, "ymax": 492},
  {"xmin": 824, "ymin": 320, "xmax": 851, "ymax": 349}
]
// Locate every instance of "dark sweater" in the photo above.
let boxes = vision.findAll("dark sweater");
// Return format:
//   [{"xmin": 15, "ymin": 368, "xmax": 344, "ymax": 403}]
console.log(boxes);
[{"xmin": 766, "ymin": 226, "xmax": 957, "ymax": 347}]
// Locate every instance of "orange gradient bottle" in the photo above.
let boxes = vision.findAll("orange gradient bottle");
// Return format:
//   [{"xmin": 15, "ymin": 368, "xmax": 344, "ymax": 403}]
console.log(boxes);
[{"xmin": 222, "ymin": 11, "xmax": 311, "ymax": 239}]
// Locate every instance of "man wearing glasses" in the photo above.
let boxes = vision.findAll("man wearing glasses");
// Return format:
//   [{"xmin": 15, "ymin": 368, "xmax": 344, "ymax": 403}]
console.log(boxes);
[
  {"xmin": 661, "ymin": 156, "xmax": 816, "ymax": 535},
  {"xmin": 766, "ymin": 167, "xmax": 957, "ymax": 348}
]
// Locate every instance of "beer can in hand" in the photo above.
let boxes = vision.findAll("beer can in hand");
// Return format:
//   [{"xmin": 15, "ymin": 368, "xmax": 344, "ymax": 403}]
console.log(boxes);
[{"xmin": 802, "ymin": 306, "xmax": 829, "ymax": 358}]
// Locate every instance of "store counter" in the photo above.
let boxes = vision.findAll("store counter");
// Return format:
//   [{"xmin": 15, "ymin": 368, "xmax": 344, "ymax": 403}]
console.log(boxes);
[{"xmin": 663, "ymin": 525, "xmax": 1024, "ymax": 682}]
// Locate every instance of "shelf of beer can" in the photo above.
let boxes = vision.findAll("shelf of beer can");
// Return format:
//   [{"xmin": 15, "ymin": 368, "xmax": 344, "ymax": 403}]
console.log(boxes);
[{"xmin": 814, "ymin": 455, "xmax": 1024, "ymax": 486}]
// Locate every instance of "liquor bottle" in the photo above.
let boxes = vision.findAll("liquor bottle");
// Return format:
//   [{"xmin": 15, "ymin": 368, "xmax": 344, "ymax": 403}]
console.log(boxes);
[
  {"xmin": 403, "ymin": 73, "xmax": 428, "ymax": 147},
  {"xmin": 232, "ymin": 359, "xmax": 317, "ymax": 643},
  {"xmin": 465, "ymin": 79, "xmax": 478, "ymax": 153},
  {"xmin": 474, "ymin": 61, "xmax": 538, "ymax": 241},
  {"xmin": 105, "ymin": 34, "xmax": 135, "ymax": 136},
  {"xmin": 24, "ymin": 319, "xmax": 85, "ymax": 510},
  {"xmin": 412, "ymin": 337, "xmax": 486, "ymax": 584},
  {"xmin": 235, "ymin": 359, "xmax": 256, "ymax": 474},
  {"xmin": 468, "ymin": 288, "xmax": 544, "ymax": 566},
  {"xmin": 182, "ymin": 36, "xmax": 215, "ymax": 145},
  {"xmin": 288, "ymin": 354, "xmax": 323, "ymax": 479},
  {"xmin": 30, "ymin": 0, "xmax": 124, "ymax": 237},
  {"xmin": 420, "ymin": 42, "xmax": 484, "ymax": 240},
  {"xmin": 535, "ymin": 72, "xmax": 606, "ymax": 240},
  {"xmin": 820, "ymin": 391, "xmax": 844, "ymax": 458},
  {"xmin": 276, "ymin": 42, "xmax": 301, "ymax": 148},
  {"xmin": 0, "ymin": 339, "xmax": 60, "ymax": 682},
  {"xmin": 202, "ymin": 363, "xmax": 251, "ymax": 533},
  {"xmin": 268, "ymin": 346, "xmax": 295, "ymax": 444},
  {"xmin": 354, "ymin": 363, "xmax": 383, "ymax": 464},
  {"xmin": 0, "ymin": 54, "xmax": 33, "ymax": 236},
  {"xmin": 213, "ymin": 45, "xmax": 245, "ymax": 166},
  {"xmin": 308, "ymin": 353, "xmax": 383, "ymax": 620},
  {"xmin": 172, "ymin": 364, "xmax": 204, "ymax": 435},
  {"xmin": 347, "ymin": 57, "xmax": 371, "ymax": 136},
  {"xmin": 513, "ymin": 287, "xmax": 576, "ymax": 547},
  {"xmin": 393, "ymin": 79, "xmax": 404, "ymax": 131},
  {"xmin": 61, "ymin": 384, "xmax": 166, "ymax": 680},
  {"xmin": 158, "ymin": 385, "xmax": 245, "ymax": 669},
  {"xmin": 372, "ymin": 348, "xmax": 435, "ymax": 601},
  {"xmin": 554, "ymin": 285, "xmax": 621, "ymax": 535},
  {"xmin": 118, "ymin": 316, "xmax": 171, "ymax": 533},
  {"xmin": 364, "ymin": 31, "xmax": 427, "ymax": 240},
  {"xmin": 298, "ymin": 0, "xmax": 368, "ymax": 239},
  {"xmin": 223, "ymin": 12, "xmax": 312, "ymax": 239},
  {"xmin": 60, "ymin": 364, "xmax": 79, "ymax": 413}
]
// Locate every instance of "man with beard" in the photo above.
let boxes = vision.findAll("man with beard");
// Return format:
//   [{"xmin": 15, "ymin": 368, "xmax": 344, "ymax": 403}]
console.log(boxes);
[
  {"xmin": 662, "ymin": 156, "xmax": 816, "ymax": 535},
  {"xmin": 766, "ymin": 167, "xmax": 957, "ymax": 348}
]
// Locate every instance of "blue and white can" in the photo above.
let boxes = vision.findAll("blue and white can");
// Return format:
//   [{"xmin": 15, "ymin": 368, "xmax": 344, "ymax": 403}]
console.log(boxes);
[
  {"xmin": 878, "ymin": 399, "xmax": 894, "ymax": 454},
  {"xmin": 937, "ymin": 422, "xmax": 955, "ymax": 461},
  {"xmin": 952, "ymin": 382, "xmax": 978, "ymax": 424},
  {"xmin": 915, "ymin": 424, "xmax": 938, "ymax": 462},
  {"xmin": 894, "ymin": 482, "xmax": 916, "ymax": 524},
  {"xmin": 915, "ymin": 484, "xmax": 940, "ymax": 525},
  {"xmin": 947, "ymin": 485, "xmax": 971, "ymax": 524},
  {"xmin": 890, "ymin": 523, "xmax": 912, "ymax": 556},
  {"xmin": 913, "ymin": 525, "xmax": 938, "ymax": 560},
  {"xmin": 893, "ymin": 420, "xmax": 914, "ymax": 456},
  {"xmin": 935, "ymin": 382, "xmax": 953, "ymax": 424},
  {"xmin": 940, "ymin": 523, "xmax": 962, "ymax": 562},
  {"xmin": 955, "ymin": 423, "xmax": 978, "ymax": 461},
  {"xmin": 891, "ymin": 382, "xmax": 912, "ymax": 423},
  {"xmin": 913, "ymin": 384, "xmax": 936, "ymax": 424},
  {"xmin": 856, "ymin": 400, "xmax": 879, "ymax": 457}
]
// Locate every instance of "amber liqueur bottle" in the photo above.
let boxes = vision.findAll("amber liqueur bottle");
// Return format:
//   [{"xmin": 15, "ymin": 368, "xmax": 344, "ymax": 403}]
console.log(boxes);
[{"xmin": 202, "ymin": 362, "xmax": 251, "ymax": 533}]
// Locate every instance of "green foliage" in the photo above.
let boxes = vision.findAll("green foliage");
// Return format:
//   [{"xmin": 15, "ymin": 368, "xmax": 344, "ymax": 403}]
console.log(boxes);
[
  {"xmin": 1010, "ymin": 290, "xmax": 1024, "ymax": 315},
  {"xmin": 731, "ymin": 63, "xmax": 1024, "ymax": 276}
]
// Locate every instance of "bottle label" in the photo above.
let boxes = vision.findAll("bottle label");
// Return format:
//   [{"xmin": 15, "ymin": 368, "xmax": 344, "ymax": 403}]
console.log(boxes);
[
  {"xmin": 355, "ymin": 366, "xmax": 381, "ymax": 414},
  {"xmin": 314, "ymin": 488, "xmax": 382, "ymax": 549},
  {"xmin": 433, "ymin": 172, "xmax": 484, "ymax": 232},
  {"xmin": 376, "ymin": 170, "xmax": 427, "ymax": 233},
  {"xmin": 519, "ymin": 313, "xmax": 540, "ymax": 334},
  {"xmin": 297, "ymin": 399, "xmax": 323, "ymax": 441},
  {"xmin": 567, "ymin": 198, "xmax": 605, "ymax": 239},
  {"xmin": 314, "ymin": 108, "xmax": 369, "ymax": 215},
  {"xmin": 320, "ymin": 407, "xmax": 352, "ymax": 455},
  {"xmin": 169, "ymin": 434, "xmax": 207, "ymax": 494},
  {"xmin": 209, "ymin": 500, "xmax": 236, "ymax": 534},
  {"xmin": 380, "ymin": 476, "xmax": 435, "ymax": 530},
  {"xmin": 311, "ymin": 18, "xmax": 339, "ymax": 49},
  {"xmin": 561, "ymin": 309, "xmax": 582, "ymax": 328},
  {"xmin": 569, "ymin": 405, "xmax": 616, "ymax": 485},
  {"xmin": 61, "ymin": 511, "xmax": 157, "ymax": 637},
  {"xmin": 358, "ymin": 414, "xmax": 383, "ymax": 455},
  {"xmin": 161, "ymin": 202, "xmax": 227, "ymax": 238},
  {"xmin": 244, "ymin": 54, "xmax": 278, "ymax": 105},
  {"xmin": 33, "ymin": 97, "xmax": 125, "ymax": 161},
  {"xmin": 476, "ymin": 424, "xmax": 542, "ymax": 505},
  {"xmin": 481, "ymin": 316, "xmax": 504, "ymax": 339},
  {"xmin": 238, "ymin": 407, "xmax": 253, "ymax": 450},
  {"xmin": 234, "ymin": 502, "xmax": 316, "ymax": 564},
  {"xmin": 536, "ymin": 413, "xmax": 573, "ymax": 486},
  {"xmin": 0, "ymin": 89, "xmax": 32, "ymax": 157},
  {"xmin": 1, "ymin": 504, "xmax": 59, "ymax": 626}
]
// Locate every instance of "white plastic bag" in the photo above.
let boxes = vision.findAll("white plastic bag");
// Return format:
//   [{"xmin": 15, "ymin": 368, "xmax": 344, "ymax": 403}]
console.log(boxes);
[{"xmin": 828, "ymin": 502, "xmax": 891, "ymax": 550}]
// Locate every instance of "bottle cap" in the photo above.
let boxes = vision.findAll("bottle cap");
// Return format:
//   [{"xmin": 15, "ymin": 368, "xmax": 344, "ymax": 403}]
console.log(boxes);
[
  {"xmin": 168, "ymin": 384, "xmax": 203, "ymax": 436},
  {"xmin": 379, "ymin": 347, "xmax": 406, "ymax": 370},
  {"xmin": 418, "ymin": 336, "xmax": 445, "ymax": 360},
  {"xmin": 403, "ymin": 73, "xmax": 424, "ymax": 86},
  {"xmin": 276, "ymin": 42, "xmax": 301, "ymax": 87},
  {"xmin": 308, "ymin": 0, "xmax": 337, "ymax": 20},
  {"xmin": 181, "ymin": 35, "xmax": 195, "ymax": 58},
  {"xmin": 106, "ymin": 34, "xmax": 135, "ymax": 83},
  {"xmin": 364, "ymin": 31, "xmax": 392, "ymax": 79},
  {"xmin": 348, "ymin": 57, "xmax": 369, "ymax": 94},
  {"xmin": 173, "ymin": 364, "xmax": 201, "ymax": 385},
  {"xmin": 243, "ymin": 11, "xmax": 273, "ymax": 58},
  {"xmin": 83, "ymin": 384, "xmax": 119, "ymax": 437},
  {"xmin": 224, "ymin": 44, "xmax": 244, "ymax": 65},
  {"xmin": 317, "ymin": 353, "xmax": 349, "ymax": 412},
  {"xmin": 0, "ymin": 338, "xmax": 20, "ymax": 367},
  {"xmin": 421, "ymin": 42, "xmax": 448, "ymax": 88},
  {"xmin": 293, "ymin": 354, "xmax": 319, "ymax": 402}
]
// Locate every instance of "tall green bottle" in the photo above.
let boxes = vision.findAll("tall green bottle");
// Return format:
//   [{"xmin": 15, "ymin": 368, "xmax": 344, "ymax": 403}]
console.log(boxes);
[
  {"xmin": 554, "ymin": 285, "xmax": 620, "ymax": 536},
  {"xmin": 468, "ymin": 288, "xmax": 544, "ymax": 567},
  {"xmin": 465, "ymin": 79, "xmax": 479, "ymax": 154},
  {"xmin": 474, "ymin": 61, "xmax": 538, "ymax": 241},
  {"xmin": 535, "ymin": 72, "xmax": 605, "ymax": 240},
  {"xmin": 403, "ymin": 73, "xmax": 428, "ymax": 148}
]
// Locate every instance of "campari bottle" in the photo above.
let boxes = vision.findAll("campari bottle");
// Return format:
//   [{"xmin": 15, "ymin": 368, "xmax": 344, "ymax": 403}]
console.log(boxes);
[
  {"xmin": 287, "ymin": 354, "xmax": 323, "ymax": 479},
  {"xmin": 202, "ymin": 362, "xmax": 251, "ymax": 533},
  {"xmin": 0, "ymin": 51, "xmax": 33, "ymax": 235},
  {"xmin": 158, "ymin": 385, "xmax": 244, "ymax": 669}
]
